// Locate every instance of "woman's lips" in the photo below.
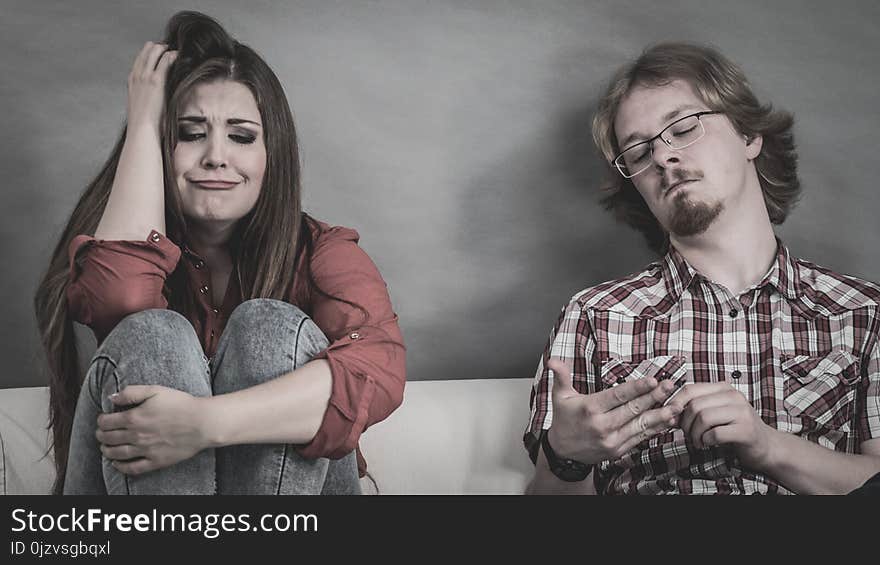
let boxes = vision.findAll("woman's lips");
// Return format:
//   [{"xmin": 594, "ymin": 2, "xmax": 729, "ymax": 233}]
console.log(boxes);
[{"xmin": 190, "ymin": 180, "xmax": 240, "ymax": 190}]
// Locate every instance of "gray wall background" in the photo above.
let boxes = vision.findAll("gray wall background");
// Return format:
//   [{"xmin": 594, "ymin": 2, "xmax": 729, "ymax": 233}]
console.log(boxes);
[{"xmin": 2, "ymin": 0, "xmax": 878, "ymax": 388}]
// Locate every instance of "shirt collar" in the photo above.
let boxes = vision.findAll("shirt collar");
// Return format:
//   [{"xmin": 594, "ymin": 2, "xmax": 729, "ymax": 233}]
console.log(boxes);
[
  {"xmin": 758, "ymin": 239, "xmax": 801, "ymax": 301},
  {"xmin": 660, "ymin": 245, "xmax": 698, "ymax": 301},
  {"xmin": 660, "ymin": 238, "xmax": 801, "ymax": 302}
]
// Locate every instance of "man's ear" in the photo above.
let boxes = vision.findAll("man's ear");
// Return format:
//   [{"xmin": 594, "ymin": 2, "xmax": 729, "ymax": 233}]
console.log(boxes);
[{"xmin": 745, "ymin": 133, "xmax": 763, "ymax": 160}]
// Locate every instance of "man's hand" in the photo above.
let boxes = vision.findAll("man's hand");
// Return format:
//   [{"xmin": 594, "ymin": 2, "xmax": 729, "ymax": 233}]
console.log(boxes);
[
  {"xmin": 669, "ymin": 382, "xmax": 774, "ymax": 470},
  {"xmin": 96, "ymin": 385, "xmax": 209, "ymax": 476},
  {"xmin": 546, "ymin": 359, "xmax": 681, "ymax": 465}
]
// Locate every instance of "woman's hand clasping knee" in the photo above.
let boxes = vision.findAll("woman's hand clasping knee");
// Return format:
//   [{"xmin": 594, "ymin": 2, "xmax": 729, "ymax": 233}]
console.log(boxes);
[{"xmin": 96, "ymin": 385, "xmax": 211, "ymax": 476}]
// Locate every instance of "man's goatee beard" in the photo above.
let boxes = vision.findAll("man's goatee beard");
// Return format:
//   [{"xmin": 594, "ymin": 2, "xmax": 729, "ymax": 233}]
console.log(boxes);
[{"xmin": 668, "ymin": 192, "xmax": 723, "ymax": 237}]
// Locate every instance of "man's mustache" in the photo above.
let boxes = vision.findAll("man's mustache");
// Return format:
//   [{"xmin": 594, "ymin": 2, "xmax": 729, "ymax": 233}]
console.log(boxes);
[{"xmin": 660, "ymin": 168, "xmax": 703, "ymax": 192}]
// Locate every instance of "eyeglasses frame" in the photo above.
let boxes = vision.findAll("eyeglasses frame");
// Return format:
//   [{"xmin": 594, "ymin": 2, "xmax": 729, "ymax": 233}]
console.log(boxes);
[{"xmin": 612, "ymin": 110, "xmax": 724, "ymax": 179}]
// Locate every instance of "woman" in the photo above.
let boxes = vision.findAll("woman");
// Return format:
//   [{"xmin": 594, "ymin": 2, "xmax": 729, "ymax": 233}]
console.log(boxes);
[{"xmin": 34, "ymin": 11, "xmax": 405, "ymax": 495}]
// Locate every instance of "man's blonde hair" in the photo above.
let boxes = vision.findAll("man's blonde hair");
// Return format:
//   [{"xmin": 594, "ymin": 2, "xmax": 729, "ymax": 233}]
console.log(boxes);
[{"xmin": 592, "ymin": 42, "xmax": 800, "ymax": 254}]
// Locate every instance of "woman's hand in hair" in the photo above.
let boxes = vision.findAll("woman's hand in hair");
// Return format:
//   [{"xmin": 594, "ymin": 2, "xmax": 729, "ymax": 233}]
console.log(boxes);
[
  {"xmin": 95, "ymin": 385, "xmax": 210, "ymax": 475},
  {"xmin": 126, "ymin": 42, "xmax": 177, "ymax": 134}
]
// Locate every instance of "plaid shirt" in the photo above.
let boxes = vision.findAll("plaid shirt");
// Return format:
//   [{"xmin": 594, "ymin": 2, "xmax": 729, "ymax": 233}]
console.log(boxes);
[{"xmin": 525, "ymin": 241, "xmax": 880, "ymax": 494}]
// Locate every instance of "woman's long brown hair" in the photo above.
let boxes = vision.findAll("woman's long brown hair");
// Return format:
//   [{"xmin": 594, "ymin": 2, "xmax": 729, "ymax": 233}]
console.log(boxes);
[{"xmin": 34, "ymin": 11, "xmax": 349, "ymax": 494}]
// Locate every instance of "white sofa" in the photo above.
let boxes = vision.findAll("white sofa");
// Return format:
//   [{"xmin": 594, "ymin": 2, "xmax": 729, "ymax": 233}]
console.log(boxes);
[{"xmin": 0, "ymin": 379, "xmax": 535, "ymax": 495}]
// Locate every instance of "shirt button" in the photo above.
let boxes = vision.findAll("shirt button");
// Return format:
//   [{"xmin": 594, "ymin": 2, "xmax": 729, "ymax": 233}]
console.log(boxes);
[
  {"xmin": 349, "ymin": 332, "xmax": 361, "ymax": 340},
  {"xmin": 731, "ymin": 370, "xmax": 742, "ymax": 379},
  {"xmin": 210, "ymin": 330, "xmax": 215, "ymax": 338},
  {"xmin": 195, "ymin": 260, "xmax": 205, "ymax": 269},
  {"xmin": 212, "ymin": 308, "xmax": 219, "ymax": 314},
  {"xmin": 150, "ymin": 233, "xmax": 161, "ymax": 243},
  {"xmin": 199, "ymin": 285, "xmax": 209, "ymax": 294},
  {"xmin": 729, "ymin": 309, "xmax": 738, "ymax": 318}
]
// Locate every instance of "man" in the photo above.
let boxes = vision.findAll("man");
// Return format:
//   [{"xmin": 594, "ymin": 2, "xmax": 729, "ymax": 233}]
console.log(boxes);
[{"xmin": 524, "ymin": 42, "xmax": 880, "ymax": 494}]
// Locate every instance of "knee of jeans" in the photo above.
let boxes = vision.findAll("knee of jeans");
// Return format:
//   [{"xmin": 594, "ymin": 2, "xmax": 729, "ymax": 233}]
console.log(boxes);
[
  {"xmin": 227, "ymin": 298, "xmax": 308, "ymax": 328},
  {"xmin": 226, "ymin": 299, "xmax": 327, "ymax": 348},
  {"xmin": 96, "ymin": 309, "xmax": 201, "ymax": 362},
  {"xmin": 101, "ymin": 308, "xmax": 198, "ymax": 347},
  {"xmin": 220, "ymin": 299, "xmax": 328, "ymax": 374}
]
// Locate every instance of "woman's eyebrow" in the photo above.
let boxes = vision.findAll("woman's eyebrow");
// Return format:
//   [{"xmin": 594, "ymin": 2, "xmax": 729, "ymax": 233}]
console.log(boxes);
[
  {"xmin": 178, "ymin": 116, "xmax": 261, "ymax": 127},
  {"xmin": 227, "ymin": 118, "xmax": 261, "ymax": 127}
]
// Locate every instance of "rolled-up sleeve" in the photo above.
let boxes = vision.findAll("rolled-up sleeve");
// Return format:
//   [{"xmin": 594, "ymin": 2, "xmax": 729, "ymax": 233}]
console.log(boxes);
[
  {"xmin": 66, "ymin": 230, "xmax": 181, "ymax": 342},
  {"xmin": 297, "ymin": 226, "xmax": 406, "ymax": 463}
]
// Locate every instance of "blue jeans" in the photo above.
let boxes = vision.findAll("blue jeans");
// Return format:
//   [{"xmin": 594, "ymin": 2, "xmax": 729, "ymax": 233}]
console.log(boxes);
[{"xmin": 64, "ymin": 299, "xmax": 361, "ymax": 495}]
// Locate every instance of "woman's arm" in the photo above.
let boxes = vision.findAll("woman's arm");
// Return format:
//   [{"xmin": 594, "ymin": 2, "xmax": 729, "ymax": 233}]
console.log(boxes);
[
  {"xmin": 67, "ymin": 44, "xmax": 181, "ymax": 340},
  {"xmin": 97, "ymin": 362, "xmax": 334, "ymax": 476},
  {"xmin": 203, "ymin": 360, "xmax": 332, "ymax": 446},
  {"xmin": 94, "ymin": 42, "xmax": 176, "ymax": 240}
]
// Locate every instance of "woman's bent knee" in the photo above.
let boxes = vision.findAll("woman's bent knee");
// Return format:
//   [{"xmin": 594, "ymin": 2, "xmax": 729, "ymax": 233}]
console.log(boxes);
[
  {"xmin": 223, "ymin": 299, "xmax": 328, "ymax": 361},
  {"xmin": 88, "ymin": 309, "xmax": 209, "ymax": 399},
  {"xmin": 98, "ymin": 309, "xmax": 201, "ymax": 357},
  {"xmin": 212, "ymin": 299, "xmax": 329, "ymax": 393},
  {"xmin": 225, "ymin": 299, "xmax": 311, "ymax": 336}
]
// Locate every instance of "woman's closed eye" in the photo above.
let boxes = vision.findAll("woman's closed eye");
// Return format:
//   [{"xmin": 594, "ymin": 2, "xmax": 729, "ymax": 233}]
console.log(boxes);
[
  {"xmin": 178, "ymin": 128, "xmax": 205, "ymax": 142},
  {"xmin": 177, "ymin": 128, "xmax": 257, "ymax": 145},
  {"xmin": 229, "ymin": 133, "xmax": 256, "ymax": 144}
]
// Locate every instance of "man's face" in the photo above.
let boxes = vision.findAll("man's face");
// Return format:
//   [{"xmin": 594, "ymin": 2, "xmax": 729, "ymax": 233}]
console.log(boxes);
[{"xmin": 613, "ymin": 79, "xmax": 762, "ymax": 239}]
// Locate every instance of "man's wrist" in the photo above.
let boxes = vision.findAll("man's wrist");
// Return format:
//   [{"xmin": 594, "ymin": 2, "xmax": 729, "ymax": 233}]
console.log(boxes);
[
  {"xmin": 542, "ymin": 428, "xmax": 592, "ymax": 482},
  {"xmin": 753, "ymin": 426, "xmax": 786, "ymax": 474}
]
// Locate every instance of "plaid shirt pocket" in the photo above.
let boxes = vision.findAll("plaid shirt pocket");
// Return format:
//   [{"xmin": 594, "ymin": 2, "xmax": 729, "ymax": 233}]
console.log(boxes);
[
  {"xmin": 600, "ymin": 355, "xmax": 688, "ymax": 387},
  {"xmin": 781, "ymin": 349, "xmax": 861, "ymax": 431}
]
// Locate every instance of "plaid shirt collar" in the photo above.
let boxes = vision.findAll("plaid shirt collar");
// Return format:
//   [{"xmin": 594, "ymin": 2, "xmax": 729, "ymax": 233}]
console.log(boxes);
[{"xmin": 660, "ymin": 238, "xmax": 801, "ymax": 302}]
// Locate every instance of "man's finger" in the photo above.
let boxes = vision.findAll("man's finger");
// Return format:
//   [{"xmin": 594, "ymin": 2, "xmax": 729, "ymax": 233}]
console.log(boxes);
[
  {"xmin": 667, "ymin": 382, "xmax": 732, "ymax": 411},
  {"xmin": 700, "ymin": 423, "xmax": 743, "ymax": 448},
  {"xmin": 679, "ymin": 390, "xmax": 742, "ymax": 436},
  {"xmin": 547, "ymin": 358, "xmax": 577, "ymax": 401},
  {"xmin": 615, "ymin": 405, "xmax": 681, "ymax": 454},
  {"xmin": 687, "ymin": 405, "xmax": 739, "ymax": 449},
  {"xmin": 606, "ymin": 379, "xmax": 677, "ymax": 428},
  {"xmin": 591, "ymin": 376, "xmax": 659, "ymax": 413}
]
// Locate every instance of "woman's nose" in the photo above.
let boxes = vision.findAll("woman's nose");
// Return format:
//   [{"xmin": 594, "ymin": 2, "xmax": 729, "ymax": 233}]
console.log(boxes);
[{"xmin": 201, "ymin": 133, "xmax": 227, "ymax": 169}]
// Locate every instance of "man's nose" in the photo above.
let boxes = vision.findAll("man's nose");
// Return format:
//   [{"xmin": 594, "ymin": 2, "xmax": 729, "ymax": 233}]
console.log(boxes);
[{"xmin": 650, "ymin": 136, "xmax": 680, "ymax": 170}]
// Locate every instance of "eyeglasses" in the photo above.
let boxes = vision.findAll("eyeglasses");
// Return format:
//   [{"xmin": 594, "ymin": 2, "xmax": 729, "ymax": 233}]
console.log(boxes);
[{"xmin": 613, "ymin": 111, "xmax": 723, "ymax": 178}]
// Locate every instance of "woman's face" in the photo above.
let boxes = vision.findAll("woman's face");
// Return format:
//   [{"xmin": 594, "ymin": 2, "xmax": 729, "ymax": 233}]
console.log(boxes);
[{"xmin": 173, "ymin": 79, "xmax": 266, "ymax": 232}]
